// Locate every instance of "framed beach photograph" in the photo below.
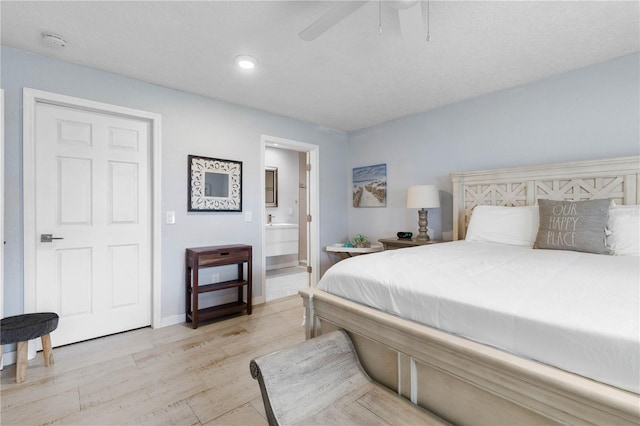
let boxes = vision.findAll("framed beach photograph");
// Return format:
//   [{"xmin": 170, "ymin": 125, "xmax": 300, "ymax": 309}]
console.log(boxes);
[
  {"xmin": 188, "ymin": 155, "xmax": 242, "ymax": 212},
  {"xmin": 353, "ymin": 163, "xmax": 387, "ymax": 207}
]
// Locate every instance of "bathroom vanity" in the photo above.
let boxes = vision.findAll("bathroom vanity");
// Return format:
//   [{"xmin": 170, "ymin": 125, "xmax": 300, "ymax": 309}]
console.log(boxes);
[{"xmin": 265, "ymin": 223, "xmax": 299, "ymax": 257}]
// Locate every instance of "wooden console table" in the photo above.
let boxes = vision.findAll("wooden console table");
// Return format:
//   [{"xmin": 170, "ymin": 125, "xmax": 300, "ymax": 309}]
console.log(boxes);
[{"xmin": 185, "ymin": 244, "xmax": 252, "ymax": 328}]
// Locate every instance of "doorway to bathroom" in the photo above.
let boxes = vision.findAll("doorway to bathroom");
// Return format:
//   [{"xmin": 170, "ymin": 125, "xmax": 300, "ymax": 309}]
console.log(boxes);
[{"xmin": 261, "ymin": 136, "xmax": 319, "ymax": 302}]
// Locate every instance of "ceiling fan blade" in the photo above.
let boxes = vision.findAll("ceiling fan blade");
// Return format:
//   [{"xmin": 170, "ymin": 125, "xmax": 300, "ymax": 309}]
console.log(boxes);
[
  {"xmin": 397, "ymin": 0, "xmax": 426, "ymax": 49},
  {"xmin": 298, "ymin": 1, "xmax": 368, "ymax": 41}
]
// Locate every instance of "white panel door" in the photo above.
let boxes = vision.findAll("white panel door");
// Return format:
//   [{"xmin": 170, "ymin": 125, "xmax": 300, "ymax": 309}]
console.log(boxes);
[
  {"xmin": 35, "ymin": 102, "xmax": 151, "ymax": 347},
  {"xmin": 1, "ymin": 89, "xmax": 4, "ymax": 357}
]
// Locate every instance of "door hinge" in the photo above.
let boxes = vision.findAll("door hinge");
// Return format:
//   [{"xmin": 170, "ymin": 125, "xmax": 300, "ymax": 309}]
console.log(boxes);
[
  {"xmin": 306, "ymin": 214, "xmax": 312, "ymax": 222},
  {"xmin": 306, "ymin": 164, "xmax": 311, "ymax": 172},
  {"xmin": 306, "ymin": 265, "xmax": 312, "ymax": 273}
]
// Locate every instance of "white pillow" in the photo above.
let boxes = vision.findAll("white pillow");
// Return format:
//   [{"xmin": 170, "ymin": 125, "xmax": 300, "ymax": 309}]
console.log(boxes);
[
  {"xmin": 607, "ymin": 203, "xmax": 640, "ymax": 256},
  {"xmin": 466, "ymin": 205, "xmax": 539, "ymax": 247}
]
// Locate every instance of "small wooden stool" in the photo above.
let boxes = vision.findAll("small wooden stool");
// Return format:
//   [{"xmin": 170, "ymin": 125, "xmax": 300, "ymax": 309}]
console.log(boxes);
[{"xmin": 1, "ymin": 312, "xmax": 59, "ymax": 383}]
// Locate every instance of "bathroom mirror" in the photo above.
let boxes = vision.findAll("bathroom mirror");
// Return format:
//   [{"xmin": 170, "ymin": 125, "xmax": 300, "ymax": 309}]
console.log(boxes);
[
  {"xmin": 188, "ymin": 155, "xmax": 242, "ymax": 212},
  {"xmin": 265, "ymin": 166, "xmax": 278, "ymax": 207}
]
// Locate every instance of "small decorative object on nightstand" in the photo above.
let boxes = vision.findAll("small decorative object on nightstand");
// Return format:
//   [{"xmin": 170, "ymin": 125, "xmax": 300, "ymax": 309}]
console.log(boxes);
[
  {"xmin": 378, "ymin": 238, "xmax": 440, "ymax": 250},
  {"xmin": 352, "ymin": 233, "xmax": 368, "ymax": 248},
  {"xmin": 406, "ymin": 185, "xmax": 440, "ymax": 242}
]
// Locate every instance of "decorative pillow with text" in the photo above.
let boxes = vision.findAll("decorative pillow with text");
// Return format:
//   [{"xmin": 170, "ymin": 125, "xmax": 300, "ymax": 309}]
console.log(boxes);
[{"xmin": 534, "ymin": 199, "xmax": 611, "ymax": 254}]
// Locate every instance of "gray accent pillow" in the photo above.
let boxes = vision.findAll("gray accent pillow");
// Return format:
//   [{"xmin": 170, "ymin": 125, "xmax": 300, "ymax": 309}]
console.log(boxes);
[{"xmin": 534, "ymin": 199, "xmax": 611, "ymax": 254}]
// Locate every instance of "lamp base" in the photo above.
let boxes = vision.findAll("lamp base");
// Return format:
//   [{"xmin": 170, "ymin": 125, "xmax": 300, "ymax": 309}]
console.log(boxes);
[{"xmin": 416, "ymin": 208, "xmax": 430, "ymax": 241}]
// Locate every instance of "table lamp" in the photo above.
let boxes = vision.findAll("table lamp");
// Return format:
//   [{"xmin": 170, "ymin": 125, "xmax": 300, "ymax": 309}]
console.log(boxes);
[{"xmin": 406, "ymin": 185, "xmax": 440, "ymax": 241}]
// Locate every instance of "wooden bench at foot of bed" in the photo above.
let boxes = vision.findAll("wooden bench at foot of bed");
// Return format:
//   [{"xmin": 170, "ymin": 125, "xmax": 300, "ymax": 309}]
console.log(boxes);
[{"xmin": 250, "ymin": 329, "xmax": 449, "ymax": 426}]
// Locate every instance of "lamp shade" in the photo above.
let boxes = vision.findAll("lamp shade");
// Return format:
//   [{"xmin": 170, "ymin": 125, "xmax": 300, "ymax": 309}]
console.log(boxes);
[{"xmin": 406, "ymin": 185, "xmax": 440, "ymax": 209}]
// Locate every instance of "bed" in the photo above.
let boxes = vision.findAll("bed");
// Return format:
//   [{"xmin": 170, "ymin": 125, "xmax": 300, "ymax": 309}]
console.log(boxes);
[{"xmin": 299, "ymin": 156, "xmax": 640, "ymax": 425}]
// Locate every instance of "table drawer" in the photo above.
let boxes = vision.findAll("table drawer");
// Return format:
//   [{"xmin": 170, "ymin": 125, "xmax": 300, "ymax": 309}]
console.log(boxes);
[{"xmin": 198, "ymin": 249, "xmax": 249, "ymax": 266}]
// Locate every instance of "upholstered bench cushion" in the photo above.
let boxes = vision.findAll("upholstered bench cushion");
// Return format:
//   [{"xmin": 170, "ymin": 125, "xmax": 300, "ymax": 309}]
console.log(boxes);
[{"xmin": 0, "ymin": 313, "xmax": 59, "ymax": 344}]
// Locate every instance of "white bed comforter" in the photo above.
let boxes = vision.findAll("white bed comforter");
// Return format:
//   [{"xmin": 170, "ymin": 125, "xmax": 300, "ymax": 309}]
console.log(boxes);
[{"xmin": 317, "ymin": 241, "xmax": 640, "ymax": 394}]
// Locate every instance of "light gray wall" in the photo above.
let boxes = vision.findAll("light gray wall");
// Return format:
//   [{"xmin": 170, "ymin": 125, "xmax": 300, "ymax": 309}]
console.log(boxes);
[
  {"xmin": 348, "ymin": 53, "xmax": 640, "ymax": 243},
  {"xmin": 1, "ymin": 46, "xmax": 349, "ymax": 322}
]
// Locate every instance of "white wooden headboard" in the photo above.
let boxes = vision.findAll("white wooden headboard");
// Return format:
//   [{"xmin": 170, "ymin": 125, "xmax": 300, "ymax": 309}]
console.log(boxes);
[{"xmin": 450, "ymin": 156, "xmax": 640, "ymax": 240}]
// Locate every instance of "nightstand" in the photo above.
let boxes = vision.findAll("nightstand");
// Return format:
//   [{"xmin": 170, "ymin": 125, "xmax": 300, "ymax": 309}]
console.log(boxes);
[
  {"xmin": 378, "ymin": 238, "xmax": 440, "ymax": 250},
  {"xmin": 326, "ymin": 244, "xmax": 383, "ymax": 260}
]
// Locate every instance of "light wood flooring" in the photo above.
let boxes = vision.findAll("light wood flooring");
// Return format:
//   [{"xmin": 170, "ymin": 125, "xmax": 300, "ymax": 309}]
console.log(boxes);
[{"xmin": 1, "ymin": 296, "xmax": 305, "ymax": 425}]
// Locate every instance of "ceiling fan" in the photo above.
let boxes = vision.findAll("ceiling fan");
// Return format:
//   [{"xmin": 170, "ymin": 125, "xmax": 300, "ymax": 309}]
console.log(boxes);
[{"xmin": 298, "ymin": 1, "xmax": 430, "ymax": 44}]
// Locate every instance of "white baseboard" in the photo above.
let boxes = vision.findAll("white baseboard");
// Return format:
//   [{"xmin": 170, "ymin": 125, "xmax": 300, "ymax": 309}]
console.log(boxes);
[
  {"xmin": 1, "ymin": 341, "xmax": 37, "ymax": 367},
  {"xmin": 1, "ymin": 350, "xmax": 15, "ymax": 367},
  {"xmin": 158, "ymin": 313, "xmax": 185, "ymax": 328}
]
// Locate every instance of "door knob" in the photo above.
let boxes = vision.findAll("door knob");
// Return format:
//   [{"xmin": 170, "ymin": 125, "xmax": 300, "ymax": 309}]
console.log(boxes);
[{"xmin": 41, "ymin": 234, "xmax": 64, "ymax": 243}]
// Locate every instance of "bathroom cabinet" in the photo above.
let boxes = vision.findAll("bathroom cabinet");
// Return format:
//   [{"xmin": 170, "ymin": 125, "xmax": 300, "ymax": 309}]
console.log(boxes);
[{"xmin": 265, "ymin": 224, "xmax": 299, "ymax": 257}]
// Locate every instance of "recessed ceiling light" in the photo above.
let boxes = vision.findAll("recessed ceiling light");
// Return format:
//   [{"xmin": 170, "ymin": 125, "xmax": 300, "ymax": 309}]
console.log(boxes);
[
  {"xmin": 235, "ymin": 55, "xmax": 257, "ymax": 70},
  {"xmin": 42, "ymin": 32, "xmax": 66, "ymax": 48}
]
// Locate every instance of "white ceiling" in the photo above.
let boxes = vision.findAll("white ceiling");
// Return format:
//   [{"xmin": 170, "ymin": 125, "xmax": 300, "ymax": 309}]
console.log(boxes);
[{"xmin": 1, "ymin": 1, "xmax": 638, "ymax": 132}]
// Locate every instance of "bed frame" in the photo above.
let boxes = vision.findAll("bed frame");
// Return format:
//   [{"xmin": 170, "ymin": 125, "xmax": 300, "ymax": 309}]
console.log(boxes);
[{"xmin": 300, "ymin": 156, "xmax": 640, "ymax": 425}]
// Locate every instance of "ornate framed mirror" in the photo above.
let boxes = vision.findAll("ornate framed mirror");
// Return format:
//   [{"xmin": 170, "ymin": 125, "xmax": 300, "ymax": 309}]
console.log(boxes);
[{"xmin": 188, "ymin": 155, "xmax": 242, "ymax": 212}]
